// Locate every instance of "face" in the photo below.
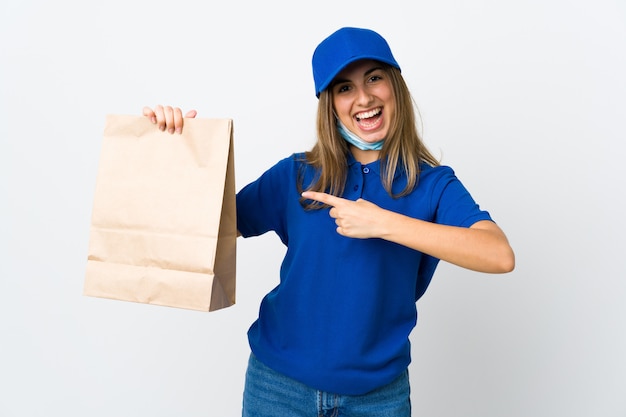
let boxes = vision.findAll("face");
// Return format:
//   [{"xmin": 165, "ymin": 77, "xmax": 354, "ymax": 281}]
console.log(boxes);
[{"xmin": 331, "ymin": 59, "xmax": 395, "ymax": 144}]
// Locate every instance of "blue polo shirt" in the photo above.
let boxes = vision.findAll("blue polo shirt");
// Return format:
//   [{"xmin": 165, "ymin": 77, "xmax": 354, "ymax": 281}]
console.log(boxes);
[{"xmin": 236, "ymin": 152, "xmax": 492, "ymax": 395}]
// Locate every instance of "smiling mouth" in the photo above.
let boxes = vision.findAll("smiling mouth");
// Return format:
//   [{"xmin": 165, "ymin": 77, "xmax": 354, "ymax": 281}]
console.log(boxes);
[{"xmin": 355, "ymin": 107, "xmax": 382, "ymax": 122}]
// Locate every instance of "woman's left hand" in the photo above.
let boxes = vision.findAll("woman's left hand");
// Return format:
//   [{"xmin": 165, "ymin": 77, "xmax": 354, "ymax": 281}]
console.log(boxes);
[
  {"xmin": 302, "ymin": 190, "xmax": 515, "ymax": 273},
  {"xmin": 301, "ymin": 191, "xmax": 386, "ymax": 239}
]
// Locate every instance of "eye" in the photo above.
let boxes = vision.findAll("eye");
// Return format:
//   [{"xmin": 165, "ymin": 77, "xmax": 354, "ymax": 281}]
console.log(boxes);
[
  {"xmin": 334, "ymin": 83, "xmax": 351, "ymax": 94},
  {"xmin": 368, "ymin": 74, "xmax": 383, "ymax": 83}
]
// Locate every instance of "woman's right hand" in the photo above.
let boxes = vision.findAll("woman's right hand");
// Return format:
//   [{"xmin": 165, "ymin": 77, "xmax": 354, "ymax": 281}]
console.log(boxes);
[{"xmin": 142, "ymin": 105, "xmax": 197, "ymax": 134}]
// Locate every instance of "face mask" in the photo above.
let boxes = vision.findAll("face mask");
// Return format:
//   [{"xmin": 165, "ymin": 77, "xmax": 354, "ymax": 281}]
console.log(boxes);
[{"xmin": 336, "ymin": 119, "xmax": 384, "ymax": 151}]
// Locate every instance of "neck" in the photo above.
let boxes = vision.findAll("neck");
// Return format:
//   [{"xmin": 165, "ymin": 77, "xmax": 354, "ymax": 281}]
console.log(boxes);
[{"xmin": 350, "ymin": 146, "xmax": 380, "ymax": 164}]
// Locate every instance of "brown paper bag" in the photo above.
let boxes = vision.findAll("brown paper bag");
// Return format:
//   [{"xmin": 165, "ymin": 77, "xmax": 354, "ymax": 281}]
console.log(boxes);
[{"xmin": 84, "ymin": 114, "xmax": 237, "ymax": 311}]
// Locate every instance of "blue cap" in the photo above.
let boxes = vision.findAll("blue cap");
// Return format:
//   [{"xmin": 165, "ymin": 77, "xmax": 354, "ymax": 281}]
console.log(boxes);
[{"xmin": 312, "ymin": 27, "xmax": 400, "ymax": 97}]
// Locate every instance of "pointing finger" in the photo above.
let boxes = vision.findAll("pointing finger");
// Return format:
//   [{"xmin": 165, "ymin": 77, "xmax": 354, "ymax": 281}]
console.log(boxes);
[{"xmin": 301, "ymin": 191, "xmax": 345, "ymax": 207}]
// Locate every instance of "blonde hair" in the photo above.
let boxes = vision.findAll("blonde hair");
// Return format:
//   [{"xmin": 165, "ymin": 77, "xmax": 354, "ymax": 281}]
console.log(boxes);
[{"xmin": 299, "ymin": 64, "xmax": 440, "ymax": 209}]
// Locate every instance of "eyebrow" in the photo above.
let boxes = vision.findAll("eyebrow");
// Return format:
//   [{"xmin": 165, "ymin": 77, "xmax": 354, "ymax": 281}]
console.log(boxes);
[{"xmin": 331, "ymin": 66, "xmax": 384, "ymax": 87}]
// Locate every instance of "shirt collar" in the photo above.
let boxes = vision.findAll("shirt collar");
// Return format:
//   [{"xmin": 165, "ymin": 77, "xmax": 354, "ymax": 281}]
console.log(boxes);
[{"xmin": 346, "ymin": 151, "xmax": 388, "ymax": 178}]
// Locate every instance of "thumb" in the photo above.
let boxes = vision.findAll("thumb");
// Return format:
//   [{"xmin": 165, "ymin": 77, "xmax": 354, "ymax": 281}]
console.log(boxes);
[{"xmin": 185, "ymin": 109, "xmax": 198, "ymax": 118}]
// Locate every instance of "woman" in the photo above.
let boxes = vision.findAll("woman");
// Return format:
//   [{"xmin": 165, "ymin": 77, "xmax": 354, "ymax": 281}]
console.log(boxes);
[{"xmin": 144, "ymin": 27, "xmax": 514, "ymax": 417}]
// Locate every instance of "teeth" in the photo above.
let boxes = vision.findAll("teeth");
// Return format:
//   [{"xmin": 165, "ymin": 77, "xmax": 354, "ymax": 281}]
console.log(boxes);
[{"xmin": 356, "ymin": 108, "xmax": 381, "ymax": 121}]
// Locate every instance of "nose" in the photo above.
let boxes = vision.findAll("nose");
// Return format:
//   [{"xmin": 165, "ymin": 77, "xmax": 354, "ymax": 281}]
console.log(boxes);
[{"xmin": 355, "ymin": 86, "xmax": 374, "ymax": 106}]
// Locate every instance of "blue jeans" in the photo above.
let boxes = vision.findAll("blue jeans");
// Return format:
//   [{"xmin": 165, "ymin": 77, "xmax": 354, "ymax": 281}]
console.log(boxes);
[{"xmin": 242, "ymin": 353, "xmax": 411, "ymax": 417}]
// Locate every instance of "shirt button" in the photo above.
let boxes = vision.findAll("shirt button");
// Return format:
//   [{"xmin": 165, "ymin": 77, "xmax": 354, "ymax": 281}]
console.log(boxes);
[
  {"xmin": 362, "ymin": 167, "xmax": 370, "ymax": 174},
  {"xmin": 353, "ymin": 185, "xmax": 359, "ymax": 191}
]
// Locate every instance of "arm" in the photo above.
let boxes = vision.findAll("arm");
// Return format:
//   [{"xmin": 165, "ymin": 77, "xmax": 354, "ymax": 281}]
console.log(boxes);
[
  {"xmin": 301, "ymin": 191, "xmax": 515, "ymax": 274},
  {"xmin": 381, "ymin": 214, "xmax": 514, "ymax": 273}
]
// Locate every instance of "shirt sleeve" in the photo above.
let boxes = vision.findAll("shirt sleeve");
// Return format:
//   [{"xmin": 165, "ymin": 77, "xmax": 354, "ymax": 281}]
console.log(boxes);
[
  {"xmin": 431, "ymin": 166, "xmax": 493, "ymax": 228},
  {"xmin": 414, "ymin": 166, "xmax": 493, "ymax": 301},
  {"xmin": 235, "ymin": 155, "xmax": 293, "ymax": 240}
]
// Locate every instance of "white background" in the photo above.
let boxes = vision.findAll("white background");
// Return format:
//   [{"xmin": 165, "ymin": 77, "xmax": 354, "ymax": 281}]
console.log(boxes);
[{"xmin": 1, "ymin": 0, "xmax": 625, "ymax": 416}]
